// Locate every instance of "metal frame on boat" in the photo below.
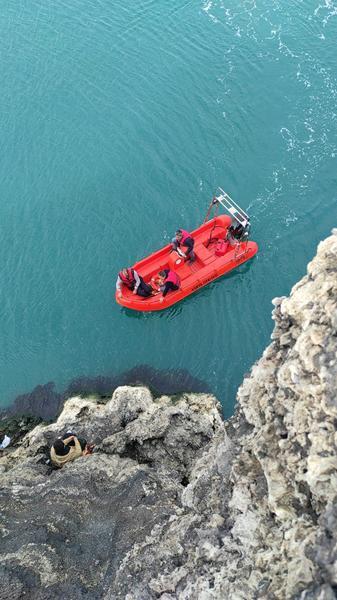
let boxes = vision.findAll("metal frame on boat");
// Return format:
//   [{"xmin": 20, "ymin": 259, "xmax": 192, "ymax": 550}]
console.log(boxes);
[{"xmin": 214, "ymin": 187, "xmax": 249, "ymax": 228}]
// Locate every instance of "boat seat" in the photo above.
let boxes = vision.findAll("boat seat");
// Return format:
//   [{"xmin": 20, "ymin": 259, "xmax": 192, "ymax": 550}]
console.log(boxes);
[
  {"xmin": 176, "ymin": 263, "xmax": 192, "ymax": 281},
  {"xmin": 194, "ymin": 242, "xmax": 214, "ymax": 264},
  {"xmin": 139, "ymin": 264, "xmax": 160, "ymax": 280}
]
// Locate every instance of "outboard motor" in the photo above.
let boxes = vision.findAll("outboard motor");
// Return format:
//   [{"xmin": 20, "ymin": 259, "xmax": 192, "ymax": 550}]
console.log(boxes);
[{"xmin": 228, "ymin": 218, "xmax": 250, "ymax": 241}]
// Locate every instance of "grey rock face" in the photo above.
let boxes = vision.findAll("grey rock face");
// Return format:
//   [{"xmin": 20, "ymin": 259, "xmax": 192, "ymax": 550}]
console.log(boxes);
[
  {"xmin": 1, "ymin": 230, "xmax": 337, "ymax": 599},
  {"xmin": 0, "ymin": 389, "xmax": 224, "ymax": 599}
]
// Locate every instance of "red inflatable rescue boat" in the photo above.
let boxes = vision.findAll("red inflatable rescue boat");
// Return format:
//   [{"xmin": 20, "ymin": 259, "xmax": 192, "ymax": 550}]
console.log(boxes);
[{"xmin": 116, "ymin": 189, "xmax": 258, "ymax": 311}]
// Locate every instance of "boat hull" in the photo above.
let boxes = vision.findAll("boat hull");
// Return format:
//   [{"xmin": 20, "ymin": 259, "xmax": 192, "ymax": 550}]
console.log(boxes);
[{"xmin": 116, "ymin": 215, "xmax": 258, "ymax": 311}]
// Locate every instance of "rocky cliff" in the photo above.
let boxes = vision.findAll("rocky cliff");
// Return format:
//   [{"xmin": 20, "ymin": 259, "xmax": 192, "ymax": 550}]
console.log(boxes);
[{"xmin": 1, "ymin": 230, "xmax": 337, "ymax": 599}]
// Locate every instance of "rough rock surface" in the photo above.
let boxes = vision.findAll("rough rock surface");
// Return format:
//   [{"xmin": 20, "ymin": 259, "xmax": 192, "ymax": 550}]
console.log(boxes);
[{"xmin": 1, "ymin": 230, "xmax": 337, "ymax": 599}]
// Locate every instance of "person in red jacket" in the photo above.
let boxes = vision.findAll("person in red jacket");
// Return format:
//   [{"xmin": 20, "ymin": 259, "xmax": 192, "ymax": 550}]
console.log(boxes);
[
  {"xmin": 157, "ymin": 269, "xmax": 180, "ymax": 303},
  {"xmin": 172, "ymin": 229, "xmax": 195, "ymax": 262},
  {"xmin": 116, "ymin": 268, "xmax": 153, "ymax": 298}
]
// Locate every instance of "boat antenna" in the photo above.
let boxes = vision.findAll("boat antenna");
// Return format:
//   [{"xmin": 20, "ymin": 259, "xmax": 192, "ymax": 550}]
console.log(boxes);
[
  {"xmin": 203, "ymin": 195, "xmax": 219, "ymax": 223},
  {"xmin": 204, "ymin": 195, "xmax": 220, "ymax": 247}
]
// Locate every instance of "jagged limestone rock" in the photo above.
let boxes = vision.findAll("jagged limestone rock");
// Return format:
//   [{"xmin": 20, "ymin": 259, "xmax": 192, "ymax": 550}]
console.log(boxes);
[{"xmin": 1, "ymin": 230, "xmax": 337, "ymax": 599}]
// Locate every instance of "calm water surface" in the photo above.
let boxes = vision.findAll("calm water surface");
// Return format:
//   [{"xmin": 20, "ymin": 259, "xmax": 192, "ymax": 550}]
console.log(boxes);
[{"xmin": 1, "ymin": 0, "xmax": 336, "ymax": 416}]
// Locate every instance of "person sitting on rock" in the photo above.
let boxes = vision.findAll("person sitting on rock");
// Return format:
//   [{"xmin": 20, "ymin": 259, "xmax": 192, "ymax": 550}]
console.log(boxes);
[
  {"xmin": 171, "ymin": 229, "xmax": 195, "ymax": 262},
  {"xmin": 116, "ymin": 267, "xmax": 153, "ymax": 298},
  {"xmin": 50, "ymin": 432, "xmax": 94, "ymax": 468}
]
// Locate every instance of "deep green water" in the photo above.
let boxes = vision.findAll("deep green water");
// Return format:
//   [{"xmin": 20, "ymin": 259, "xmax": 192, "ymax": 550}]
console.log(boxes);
[{"xmin": 1, "ymin": 0, "xmax": 336, "ymax": 417}]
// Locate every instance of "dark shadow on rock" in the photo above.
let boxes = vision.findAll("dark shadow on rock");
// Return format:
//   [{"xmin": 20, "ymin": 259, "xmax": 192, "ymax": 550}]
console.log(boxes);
[{"xmin": 1, "ymin": 365, "xmax": 211, "ymax": 421}]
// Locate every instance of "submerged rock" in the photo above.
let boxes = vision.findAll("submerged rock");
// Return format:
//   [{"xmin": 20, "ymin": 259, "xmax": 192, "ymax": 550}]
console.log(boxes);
[
  {"xmin": 2, "ymin": 365, "xmax": 210, "ymax": 421},
  {"xmin": 1, "ymin": 230, "xmax": 337, "ymax": 598}
]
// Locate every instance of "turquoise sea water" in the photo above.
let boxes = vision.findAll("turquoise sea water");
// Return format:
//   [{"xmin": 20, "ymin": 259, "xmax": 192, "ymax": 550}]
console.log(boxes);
[{"xmin": 1, "ymin": 0, "xmax": 336, "ymax": 417}]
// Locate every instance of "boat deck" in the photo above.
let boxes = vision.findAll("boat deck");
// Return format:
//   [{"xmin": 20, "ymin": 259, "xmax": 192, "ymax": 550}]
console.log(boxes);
[{"xmin": 116, "ymin": 214, "xmax": 258, "ymax": 311}]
